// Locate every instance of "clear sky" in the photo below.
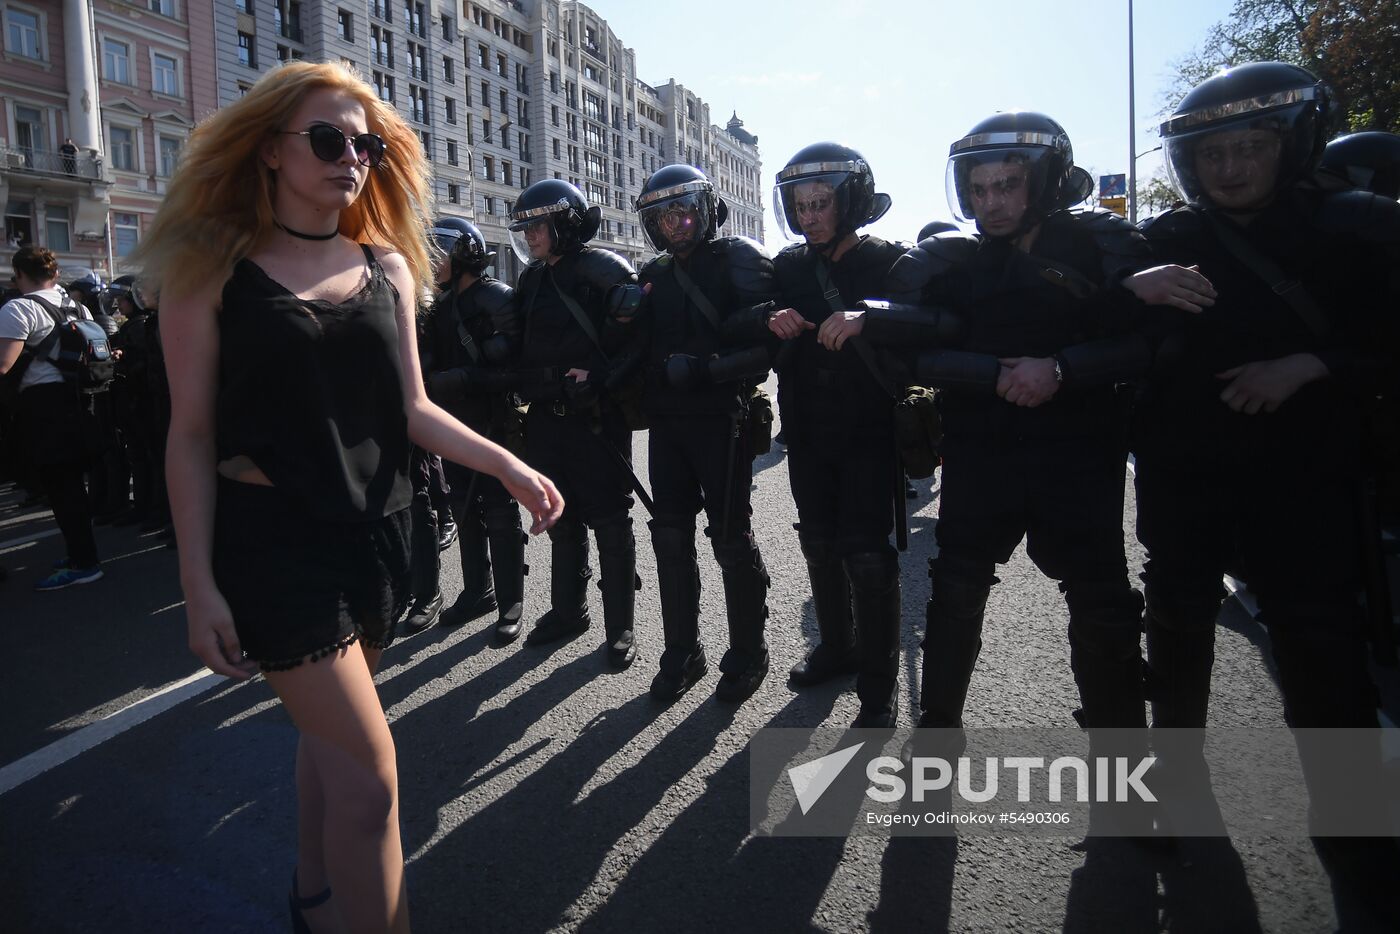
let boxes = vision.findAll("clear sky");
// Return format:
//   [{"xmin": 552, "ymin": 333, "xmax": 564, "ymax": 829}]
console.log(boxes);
[{"xmin": 592, "ymin": 0, "xmax": 1238, "ymax": 245}]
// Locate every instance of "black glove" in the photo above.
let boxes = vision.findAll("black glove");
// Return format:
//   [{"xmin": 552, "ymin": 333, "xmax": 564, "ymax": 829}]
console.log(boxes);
[
  {"xmin": 563, "ymin": 371, "xmax": 601, "ymax": 411},
  {"xmin": 606, "ymin": 283, "xmax": 644, "ymax": 323},
  {"xmin": 664, "ymin": 354, "xmax": 709, "ymax": 391}
]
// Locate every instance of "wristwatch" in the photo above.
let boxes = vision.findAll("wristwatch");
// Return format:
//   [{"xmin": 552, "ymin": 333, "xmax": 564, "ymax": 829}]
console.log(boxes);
[{"xmin": 1052, "ymin": 356, "xmax": 1065, "ymax": 384}]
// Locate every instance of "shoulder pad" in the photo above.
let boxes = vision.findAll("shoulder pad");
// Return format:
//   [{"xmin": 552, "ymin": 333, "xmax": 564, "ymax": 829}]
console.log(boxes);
[
  {"xmin": 859, "ymin": 235, "xmax": 910, "ymax": 265},
  {"xmin": 1137, "ymin": 205, "xmax": 1204, "ymax": 239},
  {"xmin": 714, "ymin": 236, "xmax": 777, "ymax": 305},
  {"xmin": 1074, "ymin": 208, "xmax": 1150, "ymax": 251},
  {"xmin": 1316, "ymin": 190, "xmax": 1400, "ymax": 244},
  {"xmin": 474, "ymin": 277, "xmax": 515, "ymax": 313},
  {"xmin": 885, "ymin": 231, "xmax": 977, "ymax": 301},
  {"xmin": 573, "ymin": 247, "xmax": 637, "ymax": 289}
]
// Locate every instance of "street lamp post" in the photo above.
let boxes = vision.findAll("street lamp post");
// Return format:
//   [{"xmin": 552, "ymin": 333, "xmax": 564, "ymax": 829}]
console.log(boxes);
[{"xmin": 1128, "ymin": 0, "xmax": 1138, "ymax": 224}]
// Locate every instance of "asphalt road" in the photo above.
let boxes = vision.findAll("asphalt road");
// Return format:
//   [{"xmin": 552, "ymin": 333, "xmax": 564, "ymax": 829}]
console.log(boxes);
[{"xmin": 2, "ymin": 391, "xmax": 1397, "ymax": 933}]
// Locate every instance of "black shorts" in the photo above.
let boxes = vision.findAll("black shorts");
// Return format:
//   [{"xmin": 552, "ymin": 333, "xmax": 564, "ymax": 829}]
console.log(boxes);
[{"xmin": 212, "ymin": 478, "xmax": 412, "ymax": 671}]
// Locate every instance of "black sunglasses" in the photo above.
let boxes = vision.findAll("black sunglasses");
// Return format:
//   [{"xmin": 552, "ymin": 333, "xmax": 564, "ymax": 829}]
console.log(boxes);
[{"xmin": 280, "ymin": 124, "xmax": 386, "ymax": 168}]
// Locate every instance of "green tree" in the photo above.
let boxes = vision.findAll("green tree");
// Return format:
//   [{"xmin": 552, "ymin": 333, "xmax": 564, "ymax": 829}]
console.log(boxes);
[{"xmin": 1161, "ymin": 0, "xmax": 1400, "ymax": 132}]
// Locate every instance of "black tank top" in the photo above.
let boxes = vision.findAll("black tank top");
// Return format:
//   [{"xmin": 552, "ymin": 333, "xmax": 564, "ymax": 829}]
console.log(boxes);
[{"xmin": 216, "ymin": 244, "xmax": 412, "ymax": 522}]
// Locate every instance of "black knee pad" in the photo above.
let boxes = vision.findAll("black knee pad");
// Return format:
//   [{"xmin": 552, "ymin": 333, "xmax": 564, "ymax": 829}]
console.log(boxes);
[
  {"xmin": 1064, "ymin": 580, "xmax": 1144, "ymax": 658},
  {"xmin": 712, "ymin": 531, "xmax": 764, "ymax": 573},
  {"xmin": 483, "ymin": 503, "xmax": 522, "ymax": 535},
  {"xmin": 593, "ymin": 511, "xmax": 635, "ymax": 550},
  {"xmin": 798, "ymin": 533, "xmax": 838, "ymax": 569},
  {"xmin": 843, "ymin": 551, "xmax": 899, "ymax": 592},
  {"xmin": 650, "ymin": 517, "xmax": 697, "ymax": 561},
  {"xmin": 547, "ymin": 517, "xmax": 587, "ymax": 548},
  {"xmin": 1143, "ymin": 580, "xmax": 1223, "ymax": 636}
]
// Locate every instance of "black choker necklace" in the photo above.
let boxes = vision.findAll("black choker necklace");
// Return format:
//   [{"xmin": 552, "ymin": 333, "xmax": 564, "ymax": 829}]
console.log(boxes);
[{"xmin": 276, "ymin": 221, "xmax": 338, "ymax": 241}]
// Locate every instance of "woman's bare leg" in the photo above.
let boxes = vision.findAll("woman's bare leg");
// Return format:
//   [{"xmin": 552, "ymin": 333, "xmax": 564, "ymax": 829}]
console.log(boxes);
[{"xmin": 266, "ymin": 641, "xmax": 410, "ymax": 934}]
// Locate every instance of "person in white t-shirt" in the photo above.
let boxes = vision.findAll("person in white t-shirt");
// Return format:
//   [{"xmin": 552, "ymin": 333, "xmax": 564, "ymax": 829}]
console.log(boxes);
[{"xmin": 0, "ymin": 246, "xmax": 105, "ymax": 590}]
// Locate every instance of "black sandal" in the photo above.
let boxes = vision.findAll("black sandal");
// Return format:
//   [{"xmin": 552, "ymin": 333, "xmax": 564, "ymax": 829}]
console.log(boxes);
[{"xmin": 289, "ymin": 869, "xmax": 332, "ymax": 934}]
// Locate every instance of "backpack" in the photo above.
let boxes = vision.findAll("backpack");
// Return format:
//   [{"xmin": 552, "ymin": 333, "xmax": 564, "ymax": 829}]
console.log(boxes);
[{"xmin": 26, "ymin": 293, "xmax": 115, "ymax": 393}]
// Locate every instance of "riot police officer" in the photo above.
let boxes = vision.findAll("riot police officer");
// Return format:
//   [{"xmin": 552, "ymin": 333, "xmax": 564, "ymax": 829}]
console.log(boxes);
[
  {"xmin": 1140, "ymin": 63, "xmax": 1400, "ymax": 927},
  {"xmin": 107, "ymin": 276, "xmax": 160, "ymax": 526},
  {"xmin": 634, "ymin": 164, "xmax": 777, "ymax": 702},
  {"xmin": 508, "ymin": 180, "xmax": 646, "ymax": 668},
  {"xmin": 423, "ymin": 217, "xmax": 528, "ymax": 641},
  {"xmin": 844, "ymin": 113, "xmax": 1195, "ymax": 737},
  {"xmin": 767, "ymin": 142, "xmax": 905, "ymax": 728}
]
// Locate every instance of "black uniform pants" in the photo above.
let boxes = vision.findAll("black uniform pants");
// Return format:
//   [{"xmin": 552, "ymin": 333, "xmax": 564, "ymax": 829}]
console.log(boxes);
[
  {"xmin": 787, "ymin": 421, "xmax": 900, "ymax": 712},
  {"xmin": 1136, "ymin": 453, "xmax": 1398, "ymax": 931},
  {"xmin": 649, "ymin": 412, "xmax": 767, "ymax": 674},
  {"xmin": 923, "ymin": 435, "xmax": 1144, "ymax": 728},
  {"xmin": 18, "ymin": 383, "xmax": 99, "ymax": 568}
]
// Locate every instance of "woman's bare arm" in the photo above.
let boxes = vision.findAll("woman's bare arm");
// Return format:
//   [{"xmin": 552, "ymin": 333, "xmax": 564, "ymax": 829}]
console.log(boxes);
[
  {"xmin": 160, "ymin": 279, "xmax": 258, "ymax": 679},
  {"xmin": 378, "ymin": 249, "xmax": 564, "ymax": 534}
]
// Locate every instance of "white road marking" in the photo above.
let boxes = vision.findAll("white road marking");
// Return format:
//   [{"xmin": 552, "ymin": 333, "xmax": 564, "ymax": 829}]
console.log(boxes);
[
  {"xmin": 0, "ymin": 669, "xmax": 224, "ymax": 797},
  {"xmin": 0, "ymin": 528, "xmax": 62, "ymax": 554}
]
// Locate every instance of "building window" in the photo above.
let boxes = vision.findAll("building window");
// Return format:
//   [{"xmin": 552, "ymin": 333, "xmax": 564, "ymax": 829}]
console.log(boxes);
[
  {"xmin": 273, "ymin": 1, "xmax": 302, "ymax": 42},
  {"xmin": 496, "ymin": 53, "xmax": 506, "ymax": 77},
  {"xmin": 149, "ymin": 0, "xmax": 174, "ymax": 15},
  {"xmin": 114, "ymin": 212, "xmax": 140, "ymax": 258},
  {"xmin": 480, "ymin": 80, "xmax": 489, "ymax": 106},
  {"xmin": 482, "ymin": 155, "xmax": 493, "ymax": 181},
  {"xmin": 552, "ymin": 138, "xmax": 560, "ymax": 158},
  {"xmin": 235, "ymin": 0, "xmax": 252, "ymax": 12},
  {"xmin": 447, "ymin": 182, "xmax": 459, "ymax": 204},
  {"xmin": 158, "ymin": 135, "xmax": 181, "ymax": 176},
  {"xmin": 45, "ymin": 205, "xmax": 71, "ymax": 253},
  {"xmin": 445, "ymin": 97, "xmax": 456, "ymax": 124},
  {"xmin": 477, "ymin": 43, "xmax": 488, "ymax": 68},
  {"xmin": 5, "ymin": 8, "xmax": 42, "ymax": 59},
  {"xmin": 237, "ymin": 32, "xmax": 255, "ymax": 68},
  {"xmin": 482, "ymin": 118, "xmax": 491, "ymax": 143},
  {"xmin": 483, "ymin": 195, "xmax": 494, "ymax": 215},
  {"xmin": 152, "ymin": 53, "xmax": 179, "ymax": 96},
  {"xmin": 446, "ymin": 139, "xmax": 458, "ymax": 165},
  {"xmin": 372, "ymin": 0, "xmax": 390, "ymax": 21},
  {"xmin": 551, "ymin": 105, "xmax": 559, "ymax": 127},
  {"xmin": 443, "ymin": 55, "xmax": 453, "ymax": 83},
  {"xmin": 110, "ymin": 126, "xmax": 136, "ymax": 171},
  {"xmin": 440, "ymin": 13, "xmax": 452, "ymax": 41},
  {"xmin": 276, "ymin": 44, "xmax": 291, "ymax": 62},
  {"xmin": 499, "ymin": 89, "xmax": 507, "ymax": 113},
  {"xmin": 338, "ymin": 9, "xmax": 354, "ymax": 41},
  {"xmin": 502, "ymin": 161, "xmax": 513, "ymax": 186},
  {"xmin": 410, "ymin": 85, "xmax": 427, "ymax": 124},
  {"xmin": 419, "ymin": 131, "xmax": 431, "ymax": 159},
  {"xmin": 409, "ymin": 2, "xmax": 425, "ymax": 38},
  {"xmin": 102, "ymin": 37, "xmax": 132, "ymax": 83}
]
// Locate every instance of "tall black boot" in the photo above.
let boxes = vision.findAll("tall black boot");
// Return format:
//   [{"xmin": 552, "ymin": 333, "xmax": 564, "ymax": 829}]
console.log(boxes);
[
  {"xmin": 649, "ymin": 519, "xmax": 707, "ymax": 699},
  {"xmin": 714, "ymin": 532, "xmax": 770, "ymax": 702},
  {"xmin": 789, "ymin": 535, "xmax": 858, "ymax": 686},
  {"xmin": 445, "ymin": 498, "xmax": 496, "ymax": 625},
  {"xmin": 484, "ymin": 503, "xmax": 526, "ymax": 642},
  {"xmin": 594, "ymin": 513, "xmax": 638, "ymax": 668},
  {"xmin": 1142, "ymin": 586, "xmax": 1219, "ymax": 729},
  {"xmin": 918, "ymin": 554, "xmax": 995, "ymax": 728},
  {"xmin": 404, "ymin": 489, "xmax": 444, "ymax": 634},
  {"xmin": 526, "ymin": 518, "xmax": 591, "ymax": 646},
  {"xmin": 1065, "ymin": 581, "xmax": 1147, "ymax": 730},
  {"xmin": 846, "ymin": 551, "xmax": 901, "ymax": 727}
]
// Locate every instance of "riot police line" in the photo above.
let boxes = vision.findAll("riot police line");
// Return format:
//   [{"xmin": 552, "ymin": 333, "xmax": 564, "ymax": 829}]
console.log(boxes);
[{"xmin": 406, "ymin": 60, "xmax": 1399, "ymax": 929}]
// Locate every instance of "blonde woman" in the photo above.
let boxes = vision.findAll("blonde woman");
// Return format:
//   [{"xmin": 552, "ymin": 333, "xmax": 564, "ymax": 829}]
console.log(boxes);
[{"xmin": 134, "ymin": 62, "xmax": 562, "ymax": 933}]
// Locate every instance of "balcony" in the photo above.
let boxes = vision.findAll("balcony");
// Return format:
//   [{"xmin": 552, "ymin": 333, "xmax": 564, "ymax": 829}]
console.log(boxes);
[{"xmin": 1, "ymin": 146, "xmax": 103, "ymax": 181}]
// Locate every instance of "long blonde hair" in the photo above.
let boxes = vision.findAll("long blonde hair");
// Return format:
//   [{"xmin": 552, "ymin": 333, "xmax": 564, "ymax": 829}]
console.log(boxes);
[{"xmin": 132, "ymin": 61, "xmax": 435, "ymax": 301}]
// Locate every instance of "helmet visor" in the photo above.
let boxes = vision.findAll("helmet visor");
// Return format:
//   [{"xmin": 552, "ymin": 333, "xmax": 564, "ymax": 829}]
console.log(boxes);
[
  {"xmin": 639, "ymin": 191, "xmax": 708, "ymax": 253},
  {"xmin": 945, "ymin": 146, "xmax": 1054, "ymax": 233},
  {"xmin": 508, "ymin": 217, "xmax": 557, "ymax": 267},
  {"xmin": 772, "ymin": 172, "xmax": 850, "ymax": 244},
  {"xmin": 1163, "ymin": 103, "xmax": 1317, "ymax": 210}
]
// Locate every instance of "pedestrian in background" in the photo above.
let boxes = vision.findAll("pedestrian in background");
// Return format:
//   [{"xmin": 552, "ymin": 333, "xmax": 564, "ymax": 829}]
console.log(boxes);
[{"xmin": 134, "ymin": 61, "xmax": 561, "ymax": 934}]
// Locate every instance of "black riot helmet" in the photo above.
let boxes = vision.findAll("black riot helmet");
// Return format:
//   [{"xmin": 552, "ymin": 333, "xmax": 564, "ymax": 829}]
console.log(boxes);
[
  {"xmin": 1320, "ymin": 131, "xmax": 1400, "ymax": 200},
  {"xmin": 772, "ymin": 142, "xmax": 891, "ymax": 247},
  {"xmin": 431, "ymin": 216, "xmax": 494, "ymax": 280},
  {"xmin": 64, "ymin": 267, "xmax": 104, "ymax": 298},
  {"xmin": 945, "ymin": 112, "xmax": 1094, "ymax": 239},
  {"xmin": 101, "ymin": 274, "xmax": 144, "ymax": 316},
  {"xmin": 507, "ymin": 179, "xmax": 602, "ymax": 266},
  {"xmin": 635, "ymin": 164, "xmax": 729, "ymax": 255},
  {"xmin": 1160, "ymin": 62, "xmax": 1335, "ymax": 212}
]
